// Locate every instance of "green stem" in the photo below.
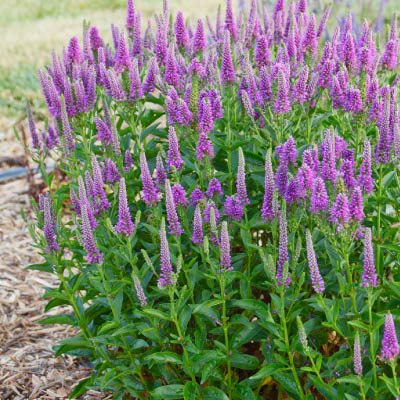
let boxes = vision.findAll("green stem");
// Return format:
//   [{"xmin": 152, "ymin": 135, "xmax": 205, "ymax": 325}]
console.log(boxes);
[
  {"xmin": 220, "ymin": 275, "xmax": 232, "ymax": 399},
  {"xmin": 367, "ymin": 289, "xmax": 378, "ymax": 393},
  {"xmin": 343, "ymin": 250, "xmax": 358, "ymax": 314},
  {"xmin": 390, "ymin": 361, "xmax": 400, "ymax": 396},
  {"xmin": 376, "ymin": 164, "xmax": 383, "ymax": 280},
  {"xmin": 358, "ymin": 376, "xmax": 367, "ymax": 400},
  {"xmin": 170, "ymin": 290, "xmax": 201, "ymax": 398},
  {"xmin": 280, "ymin": 290, "xmax": 305, "ymax": 399}
]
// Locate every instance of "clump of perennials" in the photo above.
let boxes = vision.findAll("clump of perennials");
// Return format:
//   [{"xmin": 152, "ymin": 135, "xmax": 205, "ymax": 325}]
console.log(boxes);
[{"xmin": 25, "ymin": 0, "xmax": 400, "ymax": 398}]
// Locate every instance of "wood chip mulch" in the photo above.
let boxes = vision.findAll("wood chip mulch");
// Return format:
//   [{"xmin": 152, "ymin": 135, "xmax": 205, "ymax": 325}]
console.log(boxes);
[{"xmin": 0, "ymin": 127, "xmax": 111, "ymax": 399}]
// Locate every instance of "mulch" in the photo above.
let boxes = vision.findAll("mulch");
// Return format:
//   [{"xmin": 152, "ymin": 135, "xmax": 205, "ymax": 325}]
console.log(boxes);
[{"xmin": 0, "ymin": 127, "xmax": 111, "ymax": 399}]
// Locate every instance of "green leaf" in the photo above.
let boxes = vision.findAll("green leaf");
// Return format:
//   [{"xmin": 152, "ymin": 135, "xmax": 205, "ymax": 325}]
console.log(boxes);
[
  {"xmin": 193, "ymin": 299, "xmax": 223, "ymax": 313},
  {"xmin": 231, "ymin": 324, "xmax": 262, "ymax": 349},
  {"xmin": 348, "ymin": 320, "xmax": 369, "ymax": 331},
  {"xmin": 234, "ymin": 383, "xmax": 255, "ymax": 400},
  {"xmin": 183, "ymin": 381, "xmax": 197, "ymax": 400},
  {"xmin": 201, "ymin": 386, "xmax": 229, "ymax": 400},
  {"xmin": 336, "ymin": 375, "xmax": 359, "ymax": 385},
  {"xmin": 38, "ymin": 314, "xmax": 76, "ymax": 326},
  {"xmin": 151, "ymin": 384, "xmax": 184, "ymax": 399},
  {"xmin": 69, "ymin": 377, "xmax": 91, "ymax": 399},
  {"xmin": 145, "ymin": 352, "xmax": 183, "ymax": 364},
  {"xmin": 230, "ymin": 353, "xmax": 259, "ymax": 370},
  {"xmin": 249, "ymin": 364, "xmax": 283, "ymax": 380},
  {"xmin": 25, "ymin": 263, "xmax": 53, "ymax": 273},
  {"xmin": 201, "ymin": 359, "xmax": 222, "ymax": 384},
  {"xmin": 380, "ymin": 374, "xmax": 399, "ymax": 398},
  {"xmin": 231, "ymin": 299, "xmax": 268, "ymax": 319},
  {"xmin": 113, "ymin": 288, "xmax": 124, "ymax": 321},
  {"xmin": 308, "ymin": 375, "xmax": 337, "ymax": 400},
  {"xmin": 142, "ymin": 308, "xmax": 172, "ymax": 320},
  {"xmin": 273, "ymin": 371, "xmax": 301, "ymax": 399},
  {"xmin": 179, "ymin": 305, "xmax": 192, "ymax": 335}
]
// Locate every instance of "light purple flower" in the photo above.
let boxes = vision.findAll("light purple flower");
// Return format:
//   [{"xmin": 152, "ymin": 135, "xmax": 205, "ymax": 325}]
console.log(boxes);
[
  {"xmin": 43, "ymin": 196, "xmax": 60, "ymax": 252},
  {"xmin": 362, "ymin": 228, "xmax": 377, "ymax": 288},
  {"xmin": 349, "ymin": 187, "xmax": 364, "ymax": 223},
  {"xmin": 158, "ymin": 218, "xmax": 173, "ymax": 288},
  {"xmin": 192, "ymin": 204, "xmax": 203, "ymax": 245},
  {"xmin": 81, "ymin": 204, "xmax": 103, "ymax": 264},
  {"xmin": 123, "ymin": 150, "xmax": 133, "ymax": 173},
  {"xmin": 172, "ymin": 183, "xmax": 188, "ymax": 207},
  {"xmin": 276, "ymin": 202, "xmax": 290, "ymax": 287},
  {"xmin": 311, "ymin": 177, "xmax": 328, "ymax": 214},
  {"xmin": 165, "ymin": 180, "xmax": 183, "ymax": 237},
  {"xmin": 103, "ymin": 159, "xmax": 121, "ymax": 183},
  {"xmin": 206, "ymin": 178, "xmax": 223, "ymax": 198},
  {"xmin": 380, "ymin": 313, "xmax": 400, "ymax": 362},
  {"xmin": 306, "ymin": 230, "xmax": 325, "ymax": 294},
  {"xmin": 140, "ymin": 152, "xmax": 159, "ymax": 206},
  {"xmin": 221, "ymin": 31, "xmax": 235, "ymax": 84},
  {"xmin": 330, "ymin": 193, "xmax": 350, "ymax": 225},
  {"xmin": 191, "ymin": 187, "xmax": 205, "ymax": 206},
  {"xmin": 358, "ymin": 140, "xmax": 374, "ymax": 193},
  {"xmin": 220, "ymin": 221, "xmax": 232, "ymax": 272},
  {"xmin": 236, "ymin": 148, "xmax": 249, "ymax": 205},
  {"xmin": 155, "ymin": 154, "xmax": 167, "ymax": 186},
  {"xmin": 262, "ymin": 149, "xmax": 275, "ymax": 221},
  {"xmin": 196, "ymin": 131, "xmax": 214, "ymax": 160},
  {"xmin": 133, "ymin": 275, "xmax": 147, "ymax": 307},
  {"xmin": 115, "ymin": 177, "xmax": 134, "ymax": 236},
  {"xmin": 175, "ymin": 11, "xmax": 189, "ymax": 48},
  {"xmin": 354, "ymin": 333, "xmax": 362, "ymax": 377},
  {"xmin": 167, "ymin": 126, "xmax": 183, "ymax": 171},
  {"xmin": 224, "ymin": 195, "xmax": 244, "ymax": 221}
]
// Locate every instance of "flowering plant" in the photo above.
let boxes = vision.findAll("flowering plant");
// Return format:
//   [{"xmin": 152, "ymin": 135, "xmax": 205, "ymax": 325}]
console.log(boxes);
[{"xmin": 24, "ymin": 0, "xmax": 400, "ymax": 398}]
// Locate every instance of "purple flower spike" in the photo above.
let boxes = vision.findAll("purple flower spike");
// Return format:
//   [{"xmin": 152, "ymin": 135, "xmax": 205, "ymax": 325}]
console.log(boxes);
[
  {"xmin": 191, "ymin": 187, "xmax": 205, "ymax": 206},
  {"xmin": 143, "ymin": 57, "xmax": 158, "ymax": 94},
  {"xmin": 167, "ymin": 126, "xmax": 183, "ymax": 171},
  {"xmin": 358, "ymin": 140, "xmax": 374, "ymax": 193},
  {"xmin": 196, "ymin": 131, "xmax": 214, "ymax": 161},
  {"xmin": 255, "ymin": 35, "xmax": 270, "ymax": 68},
  {"xmin": 115, "ymin": 178, "xmax": 134, "ymax": 237},
  {"xmin": 192, "ymin": 204, "xmax": 203, "ymax": 245},
  {"xmin": 220, "ymin": 221, "xmax": 232, "ymax": 272},
  {"xmin": 43, "ymin": 197, "xmax": 60, "ymax": 252},
  {"xmin": 133, "ymin": 275, "xmax": 147, "ymax": 307},
  {"xmin": 92, "ymin": 156, "xmax": 110, "ymax": 211},
  {"xmin": 380, "ymin": 313, "xmax": 400, "ymax": 362},
  {"xmin": 262, "ymin": 149, "xmax": 275, "ymax": 221},
  {"xmin": 198, "ymin": 98, "xmax": 214, "ymax": 133},
  {"xmin": 172, "ymin": 183, "xmax": 188, "ymax": 207},
  {"xmin": 175, "ymin": 11, "xmax": 189, "ymax": 48},
  {"xmin": 349, "ymin": 187, "xmax": 364, "ymax": 223},
  {"xmin": 140, "ymin": 152, "xmax": 159, "ymax": 207},
  {"xmin": 306, "ymin": 230, "xmax": 325, "ymax": 294},
  {"xmin": 206, "ymin": 178, "xmax": 223, "ymax": 198},
  {"xmin": 70, "ymin": 188, "xmax": 81, "ymax": 214},
  {"xmin": 221, "ymin": 31, "xmax": 235, "ymax": 85},
  {"xmin": 311, "ymin": 177, "xmax": 328, "ymax": 214},
  {"xmin": 224, "ymin": 0, "xmax": 237, "ymax": 41},
  {"xmin": 354, "ymin": 333, "xmax": 362, "ymax": 377},
  {"xmin": 61, "ymin": 97, "xmax": 76, "ymax": 155},
  {"xmin": 330, "ymin": 193, "xmax": 350, "ymax": 226},
  {"xmin": 89, "ymin": 26, "xmax": 103, "ymax": 50},
  {"xmin": 165, "ymin": 44, "xmax": 179, "ymax": 87},
  {"xmin": 78, "ymin": 176, "xmax": 97, "ymax": 230},
  {"xmin": 276, "ymin": 202, "xmax": 290, "ymax": 287},
  {"xmin": 155, "ymin": 154, "xmax": 167, "ymax": 186},
  {"xmin": 236, "ymin": 148, "xmax": 249, "ymax": 205},
  {"xmin": 81, "ymin": 204, "xmax": 103, "ymax": 264},
  {"xmin": 274, "ymin": 70, "xmax": 290, "ymax": 114},
  {"xmin": 157, "ymin": 218, "xmax": 173, "ymax": 288},
  {"xmin": 375, "ymin": 95, "xmax": 392, "ymax": 165},
  {"xmin": 276, "ymin": 136, "xmax": 297, "ymax": 166},
  {"xmin": 67, "ymin": 36, "xmax": 82, "ymax": 65},
  {"xmin": 302, "ymin": 13, "xmax": 317, "ymax": 53},
  {"xmin": 193, "ymin": 18, "xmax": 206, "ymax": 53},
  {"xmin": 224, "ymin": 195, "xmax": 244, "ymax": 221},
  {"xmin": 165, "ymin": 180, "xmax": 183, "ymax": 237},
  {"xmin": 126, "ymin": 0, "xmax": 136, "ymax": 31},
  {"xmin": 321, "ymin": 130, "xmax": 337, "ymax": 184},
  {"xmin": 362, "ymin": 228, "xmax": 377, "ymax": 288},
  {"xmin": 103, "ymin": 159, "xmax": 121, "ymax": 183},
  {"xmin": 114, "ymin": 35, "xmax": 131, "ymax": 73},
  {"xmin": 95, "ymin": 117, "xmax": 112, "ymax": 145},
  {"xmin": 27, "ymin": 105, "xmax": 40, "ymax": 150},
  {"xmin": 204, "ymin": 201, "xmax": 220, "ymax": 224},
  {"xmin": 123, "ymin": 150, "xmax": 133, "ymax": 173},
  {"xmin": 275, "ymin": 164, "xmax": 288, "ymax": 196}
]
